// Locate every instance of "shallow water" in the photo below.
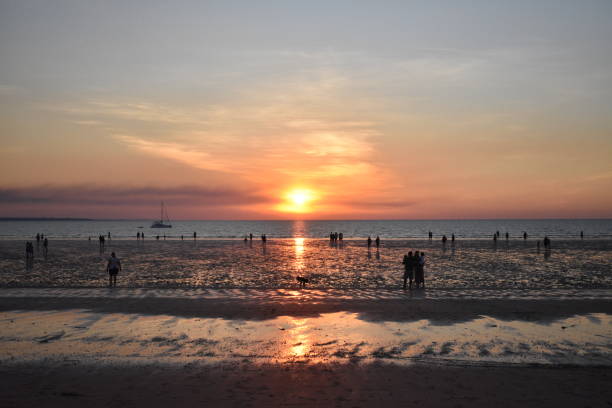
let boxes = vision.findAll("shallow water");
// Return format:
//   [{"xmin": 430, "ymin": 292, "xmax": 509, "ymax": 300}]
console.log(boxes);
[
  {"xmin": 1, "ymin": 310, "xmax": 610, "ymax": 366},
  {"xmin": 1, "ymin": 239, "xmax": 611, "ymax": 289}
]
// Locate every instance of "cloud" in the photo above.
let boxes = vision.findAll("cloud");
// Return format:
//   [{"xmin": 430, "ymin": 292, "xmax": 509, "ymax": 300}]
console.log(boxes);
[{"xmin": 0, "ymin": 185, "xmax": 270, "ymax": 207}]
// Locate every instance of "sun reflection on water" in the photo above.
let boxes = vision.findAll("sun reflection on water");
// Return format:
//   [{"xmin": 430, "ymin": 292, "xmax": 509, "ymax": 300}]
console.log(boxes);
[
  {"xmin": 288, "ymin": 318, "xmax": 310, "ymax": 357},
  {"xmin": 294, "ymin": 237, "xmax": 305, "ymax": 272}
]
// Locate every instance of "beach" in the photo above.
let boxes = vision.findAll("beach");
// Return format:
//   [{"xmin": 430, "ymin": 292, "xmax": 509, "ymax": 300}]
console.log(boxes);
[
  {"xmin": 1, "ymin": 287, "xmax": 611, "ymax": 407},
  {"xmin": 1, "ymin": 236, "xmax": 611, "ymax": 407},
  {"xmin": 2, "ymin": 238, "xmax": 611, "ymax": 289}
]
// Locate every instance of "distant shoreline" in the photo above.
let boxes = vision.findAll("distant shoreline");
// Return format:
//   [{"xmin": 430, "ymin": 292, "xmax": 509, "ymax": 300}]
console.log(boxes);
[
  {"xmin": 0, "ymin": 217, "xmax": 94, "ymax": 221},
  {"xmin": 1, "ymin": 217, "xmax": 611, "ymax": 222}
]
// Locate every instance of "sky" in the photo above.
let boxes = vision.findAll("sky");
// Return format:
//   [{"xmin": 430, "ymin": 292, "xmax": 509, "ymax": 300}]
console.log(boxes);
[{"xmin": 1, "ymin": 0, "xmax": 611, "ymax": 219}]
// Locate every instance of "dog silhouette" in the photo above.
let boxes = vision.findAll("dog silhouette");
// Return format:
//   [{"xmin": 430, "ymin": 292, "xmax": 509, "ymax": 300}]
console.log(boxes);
[{"xmin": 296, "ymin": 276, "xmax": 309, "ymax": 287}]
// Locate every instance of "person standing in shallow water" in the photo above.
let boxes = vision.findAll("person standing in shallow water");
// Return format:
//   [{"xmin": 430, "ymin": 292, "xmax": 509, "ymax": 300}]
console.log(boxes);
[{"xmin": 106, "ymin": 252, "xmax": 122, "ymax": 287}]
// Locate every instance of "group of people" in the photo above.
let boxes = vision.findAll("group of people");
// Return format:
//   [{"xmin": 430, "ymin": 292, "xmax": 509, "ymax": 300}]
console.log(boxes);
[
  {"xmin": 367, "ymin": 236, "xmax": 381, "ymax": 248},
  {"xmin": 98, "ymin": 235, "xmax": 106, "ymax": 249},
  {"xmin": 243, "ymin": 233, "xmax": 267, "ymax": 243},
  {"xmin": 330, "ymin": 232, "xmax": 343, "ymax": 242},
  {"xmin": 26, "ymin": 234, "xmax": 48, "ymax": 258},
  {"xmin": 402, "ymin": 251, "xmax": 426, "ymax": 289}
]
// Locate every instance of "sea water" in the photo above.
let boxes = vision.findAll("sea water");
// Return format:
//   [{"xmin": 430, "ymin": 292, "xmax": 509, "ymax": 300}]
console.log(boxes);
[{"xmin": 1, "ymin": 219, "xmax": 611, "ymax": 240}]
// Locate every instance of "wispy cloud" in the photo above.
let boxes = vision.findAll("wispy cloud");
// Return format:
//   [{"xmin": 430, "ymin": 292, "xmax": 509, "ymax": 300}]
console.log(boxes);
[{"xmin": 0, "ymin": 185, "xmax": 270, "ymax": 207}]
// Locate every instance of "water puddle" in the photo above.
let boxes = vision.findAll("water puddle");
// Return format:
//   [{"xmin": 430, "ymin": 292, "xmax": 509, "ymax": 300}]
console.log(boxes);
[{"xmin": 1, "ymin": 310, "xmax": 610, "ymax": 366}]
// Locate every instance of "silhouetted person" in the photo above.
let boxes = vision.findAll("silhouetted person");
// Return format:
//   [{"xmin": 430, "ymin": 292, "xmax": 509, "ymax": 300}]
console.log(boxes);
[
  {"xmin": 249, "ymin": 233, "xmax": 253, "ymax": 241},
  {"xmin": 36, "ymin": 233, "xmax": 40, "ymax": 244},
  {"xmin": 451, "ymin": 233, "xmax": 455, "ymax": 242},
  {"xmin": 428, "ymin": 231, "xmax": 432, "ymax": 240},
  {"xmin": 375, "ymin": 236, "xmax": 380, "ymax": 248},
  {"xmin": 523, "ymin": 232, "xmax": 528, "ymax": 240},
  {"xmin": 496, "ymin": 231, "xmax": 500, "ymax": 237},
  {"xmin": 193, "ymin": 232, "xmax": 197, "ymax": 240},
  {"xmin": 106, "ymin": 252, "xmax": 121, "ymax": 287},
  {"xmin": 43, "ymin": 238, "xmax": 48, "ymax": 258},
  {"xmin": 156, "ymin": 235, "xmax": 160, "ymax": 240},
  {"xmin": 580, "ymin": 231, "xmax": 584, "ymax": 239},
  {"xmin": 141, "ymin": 233, "xmax": 144, "ymax": 240},
  {"xmin": 505, "ymin": 232, "xmax": 509, "ymax": 240},
  {"xmin": 163, "ymin": 234, "xmax": 166, "ymax": 240},
  {"xmin": 402, "ymin": 251, "xmax": 415, "ymax": 289},
  {"xmin": 108, "ymin": 232, "xmax": 111, "ymax": 240},
  {"xmin": 25, "ymin": 242, "xmax": 34, "ymax": 260},
  {"xmin": 442, "ymin": 235, "xmax": 447, "ymax": 244},
  {"xmin": 339, "ymin": 233, "xmax": 343, "ymax": 241},
  {"xmin": 367, "ymin": 236, "xmax": 372, "ymax": 248},
  {"xmin": 543, "ymin": 236, "xmax": 551, "ymax": 249},
  {"xmin": 415, "ymin": 252, "xmax": 425, "ymax": 289},
  {"xmin": 181, "ymin": 235, "xmax": 184, "ymax": 240}
]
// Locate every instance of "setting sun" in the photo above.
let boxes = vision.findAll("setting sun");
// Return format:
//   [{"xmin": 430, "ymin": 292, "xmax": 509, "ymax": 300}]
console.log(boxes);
[{"xmin": 277, "ymin": 188, "xmax": 317, "ymax": 213}]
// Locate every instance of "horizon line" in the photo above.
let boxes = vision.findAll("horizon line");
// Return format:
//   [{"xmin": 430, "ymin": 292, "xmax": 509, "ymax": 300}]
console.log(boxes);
[{"xmin": 2, "ymin": 217, "xmax": 611, "ymax": 222}]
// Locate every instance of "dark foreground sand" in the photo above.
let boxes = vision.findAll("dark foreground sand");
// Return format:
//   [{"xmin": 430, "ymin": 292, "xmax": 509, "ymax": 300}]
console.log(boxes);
[
  {"xmin": 1, "ymin": 291, "xmax": 611, "ymax": 407},
  {"xmin": 2, "ymin": 292, "xmax": 612, "ymax": 322},
  {"xmin": 1, "ymin": 361, "xmax": 610, "ymax": 408}
]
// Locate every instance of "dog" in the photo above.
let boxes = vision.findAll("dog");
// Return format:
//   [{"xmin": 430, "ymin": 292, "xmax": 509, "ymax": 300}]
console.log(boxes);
[{"xmin": 296, "ymin": 276, "xmax": 309, "ymax": 288}]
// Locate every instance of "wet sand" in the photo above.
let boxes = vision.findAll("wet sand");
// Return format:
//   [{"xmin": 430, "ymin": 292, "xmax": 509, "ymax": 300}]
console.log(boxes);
[
  {"xmin": 2, "ymin": 239, "xmax": 611, "ymax": 289},
  {"xmin": 1, "ymin": 288, "xmax": 611, "ymax": 322},
  {"xmin": 1, "ymin": 289, "xmax": 611, "ymax": 406},
  {"xmin": 2, "ymin": 361, "xmax": 611, "ymax": 408}
]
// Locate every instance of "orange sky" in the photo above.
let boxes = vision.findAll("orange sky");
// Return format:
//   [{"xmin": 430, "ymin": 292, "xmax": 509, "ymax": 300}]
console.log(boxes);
[{"xmin": 1, "ymin": 2, "xmax": 611, "ymax": 219}]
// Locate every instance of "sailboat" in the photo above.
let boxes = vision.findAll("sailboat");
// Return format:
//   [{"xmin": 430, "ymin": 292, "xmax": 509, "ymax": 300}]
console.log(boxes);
[{"xmin": 151, "ymin": 201, "xmax": 172, "ymax": 228}]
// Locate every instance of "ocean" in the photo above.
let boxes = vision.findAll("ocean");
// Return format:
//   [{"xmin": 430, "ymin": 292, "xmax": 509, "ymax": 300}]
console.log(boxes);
[{"xmin": 1, "ymin": 219, "xmax": 611, "ymax": 240}]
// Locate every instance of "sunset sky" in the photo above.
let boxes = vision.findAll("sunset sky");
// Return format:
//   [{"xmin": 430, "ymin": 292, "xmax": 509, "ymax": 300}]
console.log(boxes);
[{"xmin": 1, "ymin": 0, "xmax": 611, "ymax": 219}]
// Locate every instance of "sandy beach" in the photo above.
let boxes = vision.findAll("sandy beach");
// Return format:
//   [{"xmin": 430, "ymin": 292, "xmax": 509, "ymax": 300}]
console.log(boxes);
[
  {"xmin": 2, "ymin": 232, "xmax": 611, "ymax": 407},
  {"xmin": 1, "ymin": 288, "xmax": 611, "ymax": 407}
]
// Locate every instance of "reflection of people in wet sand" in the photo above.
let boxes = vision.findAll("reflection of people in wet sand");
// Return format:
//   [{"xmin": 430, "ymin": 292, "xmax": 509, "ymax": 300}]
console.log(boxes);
[
  {"xmin": 415, "ymin": 252, "xmax": 425, "ymax": 289},
  {"xmin": 402, "ymin": 251, "xmax": 415, "ymax": 289},
  {"xmin": 106, "ymin": 252, "xmax": 122, "ymax": 287}
]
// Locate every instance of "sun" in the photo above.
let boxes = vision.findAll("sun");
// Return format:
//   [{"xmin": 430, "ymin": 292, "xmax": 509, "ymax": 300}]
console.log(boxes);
[
  {"xmin": 289, "ymin": 190, "xmax": 309, "ymax": 206},
  {"xmin": 278, "ymin": 188, "xmax": 317, "ymax": 213}
]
